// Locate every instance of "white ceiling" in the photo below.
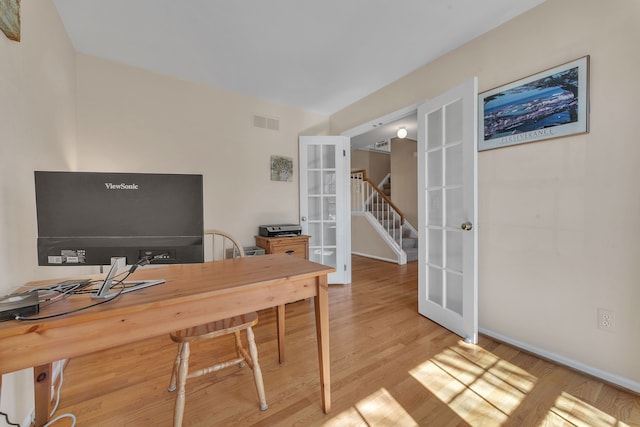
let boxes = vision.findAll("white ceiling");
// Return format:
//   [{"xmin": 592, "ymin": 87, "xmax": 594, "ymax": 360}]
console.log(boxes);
[{"xmin": 52, "ymin": 0, "xmax": 545, "ymax": 119}]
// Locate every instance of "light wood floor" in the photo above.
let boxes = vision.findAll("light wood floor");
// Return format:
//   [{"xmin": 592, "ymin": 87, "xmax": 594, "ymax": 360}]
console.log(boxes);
[{"xmin": 53, "ymin": 256, "xmax": 640, "ymax": 426}]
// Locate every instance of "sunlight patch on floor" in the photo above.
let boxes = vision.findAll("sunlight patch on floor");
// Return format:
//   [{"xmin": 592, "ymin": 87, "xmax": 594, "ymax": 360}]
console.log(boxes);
[
  {"xmin": 322, "ymin": 387, "xmax": 418, "ymax": 427},
  {"xmin": 409, "ymin": 341, "xmax": 537, "ymax": 425},
  {"xmin": 542, "ymin": 391, "xmax": 630, "ymax": 427}
]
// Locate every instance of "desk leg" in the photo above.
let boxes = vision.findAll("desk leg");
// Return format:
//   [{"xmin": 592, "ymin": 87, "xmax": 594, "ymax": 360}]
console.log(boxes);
[
  {"xmin": 34, "ymin": 363, "xmax": 52, "ymax": 427},
  {"xmin": 314, "ymin": 275, "xmax": 331, "ymax": 413},
  {"xmin": 276, "ymin": 304, "xmax": 286, "ymax": 364}
]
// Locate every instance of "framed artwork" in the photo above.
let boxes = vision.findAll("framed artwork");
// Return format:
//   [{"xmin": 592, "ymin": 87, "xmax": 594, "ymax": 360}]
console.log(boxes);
[
  {"xmin": 270, "ymin": 155, "xmax": 293, "ymax": 182},
  {"xmin": 0, "ymin": 0, "xmax": 20, "ymax": 42},
  {"xmin": 478, "ymin": 56, "xmax": 589, "ymax": 151}
]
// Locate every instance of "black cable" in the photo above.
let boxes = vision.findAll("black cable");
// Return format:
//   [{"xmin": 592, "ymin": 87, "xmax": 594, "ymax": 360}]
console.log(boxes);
[
  {"xmin": 13, "ymin": 256, "xmax": 157, "ymax": 321},
  {"xmin": 0, "ymin": 411, "xmax": 20, "ymax": 427},
  {"xmin": 15, "ymin": 281, "xmax": 126, "ymax": 321}
]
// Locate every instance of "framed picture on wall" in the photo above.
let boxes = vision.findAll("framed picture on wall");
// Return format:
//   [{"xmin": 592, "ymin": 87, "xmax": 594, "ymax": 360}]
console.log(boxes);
[
  {"xmin": 270, "ymin": 155, "xmax": 293, "ymax": 182},
  {"xmin": 0, "ymin": 0, "xmax": 21, "ymax": 42},
  {"xmin": 478, "ymin": 55, "xmax": 590, "ymax": 151}
]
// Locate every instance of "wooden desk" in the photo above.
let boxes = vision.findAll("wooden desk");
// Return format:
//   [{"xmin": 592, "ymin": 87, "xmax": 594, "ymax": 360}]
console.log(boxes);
[{"xmin": 0, "ymin": 254, "xmax": 334, "ymax": 426}]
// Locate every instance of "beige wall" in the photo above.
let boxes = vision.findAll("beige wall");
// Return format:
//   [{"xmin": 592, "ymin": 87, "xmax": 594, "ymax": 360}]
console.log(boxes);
[
  {"xmin": 390, "ymin": 137, "xmax": 417, "ymax": 227},
  {"xmin": 351, "ymin": 215, "xmax": 397, "ymax": 262},
  {"xmin": 0, "ymin": 0, "xmax": 78, "ymax": 422},
  {"xmin": 75, "ymin": 55, "xmax": 329, "ymax": 246},
  {"xmin": 331, "ymin": 0, "xmax": 640, "ymax": 389},
  {"xmin": 351, "ymin": 149, "xmax": 390, "ymax": 185}
]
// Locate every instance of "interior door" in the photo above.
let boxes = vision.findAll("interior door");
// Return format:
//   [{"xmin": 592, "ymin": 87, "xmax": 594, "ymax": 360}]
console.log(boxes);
[
  {"xmin": 417, "ymin": 77, "xmax": 478, "ymax": 343},
  {"xmin": 299, "ymin": 136, "xmax": 351, "ymax": 284}
]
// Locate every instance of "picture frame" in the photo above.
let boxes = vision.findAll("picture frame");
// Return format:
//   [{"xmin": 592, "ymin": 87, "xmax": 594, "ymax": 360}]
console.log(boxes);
[
  {"xmin": 478, "ymin": 56, "xmax": 589, "ymax": 151},
  {"xmin": 270, "ymin": 155, "xmax": 293, "ymax": 182},
  {"xmin": 0, "ymin": 0, "xmax": 20, "ymax": 42}
]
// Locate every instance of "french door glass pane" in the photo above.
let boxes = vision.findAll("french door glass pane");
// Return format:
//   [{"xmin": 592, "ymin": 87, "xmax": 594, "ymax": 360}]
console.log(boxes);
[
  {"xmin": 308, "ymin": 145, "xmax": 321, "ymax": 168},
  {"xmin": 428, "ymin": 149, "xmax": 443, "ymax": 187},
  {"xmin": 310, "ymin": 250, "xmax": 321, "ymax": 263},
  {"xmin": 428, "ymin": 109, "xmax": 443, "ymax": 149},
  {"xmin": 445, "ymin": 99, "xmax": 463, "ymax": 143},
  {"xmin": 323, "ymin": 196, "xmax": 336, "ymax": 221},
  {"xmin": 308, "ymin": 171, "xmax": 321, "ymax": 195},
  {"xmin": 445, "ymin": 144, "xmax": 463, "ymax": 186},
  {"xmin": 322, "ymin": 145, "xmax": 335, "ymax": 168},
  {"xmin": 308, "ymin": 222, "xmax": 322, "ymax": 246},
  {"xmin": 428, "ymin": 267, "xmax": 443, "ymax": 305},
  {"xmin": 323, "ymin": 171, "xmax": 336, "ymax": 195},
  {"xmin": 446, "ymin": 272, "xmax": 463, "ymax": 315},
  {"xmin": 323, "ymin": 223, "xmax": 337, "ymax": 246},
  {"xmin": 445, "ymin": 187, "xmax": 463, "ymax": 227},
  {"xmin": 308, "ymin": 197, "xmax": 321, "ymax": 221},
  {"xmin": 446, "ymin": 231, "xmax": 463, "ymax": 273},
  {"xmin": 428, "ymin": 229, "xmax": 443, "ymax": 268},
  {"xmin": 428, "ymin": 189, "xmax": 443, "ymax": 226}
]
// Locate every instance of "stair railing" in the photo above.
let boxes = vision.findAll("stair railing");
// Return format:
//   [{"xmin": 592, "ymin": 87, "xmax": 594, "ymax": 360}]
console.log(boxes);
[{"xmin": 351, "ymin": 170, "xmax": 405, "ymax": 247}]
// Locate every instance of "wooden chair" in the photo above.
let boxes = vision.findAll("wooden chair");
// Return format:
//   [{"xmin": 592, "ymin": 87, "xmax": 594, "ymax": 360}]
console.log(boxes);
[{"xmin": 168, "ymin": 230, "xmax": 267, "ymax": 427}]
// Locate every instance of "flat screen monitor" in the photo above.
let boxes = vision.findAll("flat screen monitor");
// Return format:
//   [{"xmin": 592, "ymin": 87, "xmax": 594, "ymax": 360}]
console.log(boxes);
[{"xmin": 35, "ymin": 171, "xmax": 204, "ymax": 269}]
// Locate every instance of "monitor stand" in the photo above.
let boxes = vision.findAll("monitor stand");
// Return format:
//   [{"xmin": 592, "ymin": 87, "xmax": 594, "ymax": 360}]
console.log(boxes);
[{"xmin": 92, "ymin": 257, "xmax": 165, "ymax": 299}]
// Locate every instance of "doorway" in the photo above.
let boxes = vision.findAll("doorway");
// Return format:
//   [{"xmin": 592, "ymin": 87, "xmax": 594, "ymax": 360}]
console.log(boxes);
[{"xmin": 342, "ymin": 104, "xmax": 419, "ymax": 263}]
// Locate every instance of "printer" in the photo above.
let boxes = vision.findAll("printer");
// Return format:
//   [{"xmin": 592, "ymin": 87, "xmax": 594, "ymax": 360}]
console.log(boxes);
[{"xmin": 258, "ymin": 224, "xmax": 302, "ymax": 237}]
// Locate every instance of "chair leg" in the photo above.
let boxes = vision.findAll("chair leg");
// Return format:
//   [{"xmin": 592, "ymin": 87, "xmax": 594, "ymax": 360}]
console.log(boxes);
[
  {"xmin": 168, "ymin": 342, "xmax": 184, "ymax": 392},
  {"xmin": 173, "ymin": 342, "xmax": 190, "ymax": 427},
  {"xmin": 246, "ymin": 326, "xmax": 268, "ymax": 411},
  {"xmin": 234, "ymin": 331, "xmax": 246, "ymax": 368}
]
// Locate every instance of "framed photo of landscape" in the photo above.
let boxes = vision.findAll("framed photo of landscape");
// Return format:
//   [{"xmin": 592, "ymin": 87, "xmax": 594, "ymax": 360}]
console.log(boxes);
[{"xmin": 478, "ymin": 56, "xmax": 589, "ymax": 151}]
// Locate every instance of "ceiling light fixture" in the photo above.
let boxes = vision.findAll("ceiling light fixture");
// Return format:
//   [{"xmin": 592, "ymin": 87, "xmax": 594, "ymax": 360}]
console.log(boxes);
[{"xmin": 397, "ymin": 127, "xmax": 407, "ymax": 139}]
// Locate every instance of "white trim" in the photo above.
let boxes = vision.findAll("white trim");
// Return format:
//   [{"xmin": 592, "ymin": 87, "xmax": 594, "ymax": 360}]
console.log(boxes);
[
  {"xmin": 358, "ymin": 212, "xmax": 406, "ymax": 264},
  {"xmin": 351, "ymin": 251, "xmax": 398, "ymax": 264},
  {"xmin": 480, "ymin": 328, "xmax": 640, "ymax": 394},
  {"xmin": 340, "ymin": 103, "xmax": 420, "ymax": 139}
]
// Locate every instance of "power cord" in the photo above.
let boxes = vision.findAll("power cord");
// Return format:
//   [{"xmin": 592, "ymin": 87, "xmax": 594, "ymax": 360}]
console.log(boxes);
[
  {"xmin": 43, "ymin": 413, "xmax": 76, "ymax": 427},
  {"xmin": 0, "ymin": 411, "xmax": 20, "ymax": 427},
  {"xmin": 49, "ymin": 363, "xmax": 64, "ymax": 415},
  {"xmin": 14, "ymin": 256, "xmax": 158, "ymax": 321},
  {"xmin": 15, "ymin": 280, "xmax": 126, "ymax": 321},
  {"xmin": 42, "ymin": 368, "xmax": 77, "ymax": 427}
]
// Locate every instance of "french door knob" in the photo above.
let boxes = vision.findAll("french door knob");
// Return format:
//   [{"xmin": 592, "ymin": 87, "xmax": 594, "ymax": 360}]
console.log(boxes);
[{"xmin": 461, "ymin": 221, "xmax": 473, "ymax": 231}]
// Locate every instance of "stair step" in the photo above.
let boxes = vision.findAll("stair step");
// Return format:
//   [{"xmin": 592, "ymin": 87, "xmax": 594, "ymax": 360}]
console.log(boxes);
[
  {"xmin": 373, "ymin": 212, "xmax": 398, "ymax": 220},
  {"xmin": 404, "ymin": 247, "xmax": 418, "ymax": 262},
  {"xmin": 402, "ymin": 237, "xmax": 417, "ymax": 249}
]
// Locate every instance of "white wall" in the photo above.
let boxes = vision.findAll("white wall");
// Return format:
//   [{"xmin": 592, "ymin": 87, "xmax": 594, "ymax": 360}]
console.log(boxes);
[
  {"xmin": 75, "ymin": 55, "xmax": 329, "ymax": 246},
  {"xmin": 331, "ymin": 0, "xmax": 640, "ymax": 390},
  {"xmin": 0, "ymin": 0, "xmax": 78, "ymax": 423}
]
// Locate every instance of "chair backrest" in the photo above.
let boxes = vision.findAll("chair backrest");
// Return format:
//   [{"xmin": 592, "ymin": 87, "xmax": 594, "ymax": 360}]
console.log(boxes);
[{"xmin": 204, "ymin": 229, "xmax": 245, "ymax": 261}]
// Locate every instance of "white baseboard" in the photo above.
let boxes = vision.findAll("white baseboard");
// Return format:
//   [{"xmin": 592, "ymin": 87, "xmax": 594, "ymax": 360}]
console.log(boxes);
[
  {"xmin": 351, "ymin": 251, "xmax": 397, "ymax": 264},
  {"xmin": 480, "ymin": 328, "xmax": 640, "ymax": 394}
]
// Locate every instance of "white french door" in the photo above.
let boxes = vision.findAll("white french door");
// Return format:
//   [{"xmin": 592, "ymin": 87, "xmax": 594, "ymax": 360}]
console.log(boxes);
[
  {"xmin": 417, "ymin": 77, "xmax": 479, "ymax": 343},
  {"xmin": 299, "ymin": 136, "xmax": 351, "ymax": 284}
]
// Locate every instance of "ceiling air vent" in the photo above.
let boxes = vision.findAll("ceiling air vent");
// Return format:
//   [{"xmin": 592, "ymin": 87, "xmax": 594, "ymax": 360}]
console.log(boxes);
[{"xmin": 253, "ymin": 114, "xmax": 279, "ymax": 131}]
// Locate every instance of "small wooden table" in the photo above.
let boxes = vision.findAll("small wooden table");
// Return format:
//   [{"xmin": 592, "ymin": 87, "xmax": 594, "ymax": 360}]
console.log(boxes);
[
  {"xmin": 255, "ymin": 234, "xmax": 311, "ymax": 259},
  {"xmin": 0, "ymin": 254, "xmax": 334, "ymax": 426}
]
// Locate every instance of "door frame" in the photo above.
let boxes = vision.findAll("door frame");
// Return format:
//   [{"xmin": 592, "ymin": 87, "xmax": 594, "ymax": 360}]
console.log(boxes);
[
  {"xmin": 340, "ymin": 103, "xmax": 420, "ymax": 141},
  {"xmin": 340, "ymin": 103, "xmax": 420, "ymax": 263},
  {"xmin": 341, "ymin": 97, "xmax": 478, "ymax": 342}
]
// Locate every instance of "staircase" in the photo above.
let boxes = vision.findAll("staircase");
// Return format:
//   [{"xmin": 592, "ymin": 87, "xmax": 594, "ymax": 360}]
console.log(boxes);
[{"xmin": 351, "ymin": 170, "xmax": 418, "ymax": 264}]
